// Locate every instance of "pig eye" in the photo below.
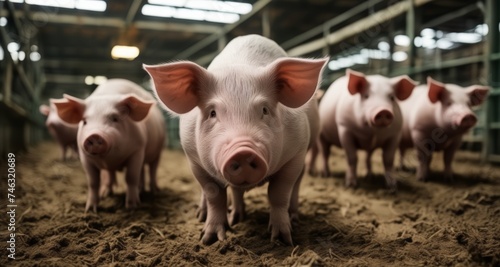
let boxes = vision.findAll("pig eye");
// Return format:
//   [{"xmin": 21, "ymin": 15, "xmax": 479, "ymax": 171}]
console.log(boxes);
[
  {"xmin": 82, "ymin": 119, "xmax": 87, "ymax": 125},
  {"xmin": 209, "ymin": 110, "xmax": 216, "ymax": 118},
  {"xmin": 364, "ymin": 94, "xmax": 369, "ymax": 99},
  {"xmin": 262, "ymin": 107, "xmax": 269, "ymax": 115},
  {"xmin": 389, "ymin": 95, "xmax": 395, "ymax": 101},
  {"xmin": 111, "ymin": 115, "xmax": 119, "ymax": 122},
  {"xmin": 446, "ymin": 101, "xmax": 452, "ymax": 106}
]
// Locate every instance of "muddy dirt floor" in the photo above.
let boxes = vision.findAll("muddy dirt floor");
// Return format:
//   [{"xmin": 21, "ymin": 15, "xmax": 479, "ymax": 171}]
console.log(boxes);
[{"xmin": 1, "ymin": 140, "xmax": 499, "ymax": 266}]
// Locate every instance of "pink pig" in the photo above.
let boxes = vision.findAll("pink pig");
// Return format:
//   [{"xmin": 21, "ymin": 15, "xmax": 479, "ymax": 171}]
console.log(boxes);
[
  {"xmin": 39, "ymin": 102, "xmax": 78, "ymax": 161},
  {"xmin": 144, "ymin": 34, "xmax": 327, "ymax": 245},
  {"xmin": 398, "ymin": 77, "xmax": 489, "ymax": 181},
  {"xmin": 52, "ymin": 79, "xmax": 166, "ymax": 212},
  {"xmin": 307, "ymin": 69, "xmax": 417, "ymax": 189}
]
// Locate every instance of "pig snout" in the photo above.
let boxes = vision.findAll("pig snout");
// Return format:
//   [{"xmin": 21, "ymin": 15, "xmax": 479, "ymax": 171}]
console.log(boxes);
[
  {"xmin": 371, "ymin": 108, "xmax": 394, "ymax": 128},
  {"xmin": 83, "ymin": 134, "xmax": 109, "ymax": 155},
  {"xmin": 456, "ymin": 114, "xmax": 477, "ymax": 129},
  {"xmin": 219, "ymin": 141, "xmax": 268, "ymax": 186}
]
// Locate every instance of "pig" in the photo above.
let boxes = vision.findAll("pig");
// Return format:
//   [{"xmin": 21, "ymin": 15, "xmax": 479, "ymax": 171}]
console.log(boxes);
[
  {"xmin": 398, "ymin": 77, "xmax": 489, "ymax": 181},
  {"xmin": 307, "ymin": 69, "xmax": 417, "ymax": 189},
  {"xmin": 39, "ymin": 102, "xmax": 78, "ymax": 161},
  {"xmin": 52, "ymin": 79, "xmax": 166, "ymax": 212},
  {"xmin": 144, "ymin": 34, "xmax": 327, "ymax": 245}
]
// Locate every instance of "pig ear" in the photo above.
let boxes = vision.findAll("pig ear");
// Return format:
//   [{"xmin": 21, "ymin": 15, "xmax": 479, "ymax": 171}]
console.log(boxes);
[
  {"xmin": 117, "ymin": 94, "xmax": 155, "ymax": 121},
  {"xmin": 269, "ymin": 57, "xmax": 328, "ymax": 108},
  {"xmin": 391, "ymin": 75, "xmax": 418, "ymax": 101},
  {"xmin": 39, "ymin": 104, "xmax": 50, "ymax": 116},
  {"xmin": 143, "ymin": 62, "xmax": 211, "ymax": 114},
  {"xmin": 466, "ymin": 85, "xmax": 490, "ymax": 106},
  {"xmin": 427, "ymin": 77, "xmax": 446, "ymax": 104},
  {"xmin": 346, "ymin": 69, "xmax": 369, "ymax": 95},
  {"xmin": 51, "ymin": 95, "xmax": 85, "ymax": 124}
]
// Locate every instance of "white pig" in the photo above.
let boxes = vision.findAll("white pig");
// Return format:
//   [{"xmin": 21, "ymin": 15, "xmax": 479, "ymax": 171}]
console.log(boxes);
[
  {"xmin": 52, "ymin": 79, "xmax": 166, "ymax": 212},
  {"xmin": 39, "ymin": 102, "xmax": 78, "ymax": 161},
  {"xmin": 398, "ymin": 77, "xmax": 489, "ymax": 181},
  {"xmin": 144, "ymin": 34, "xmax": 327, "ymax": 245},
  {"xmin": 307, "ymin": 69, "xmax": 417, "ymax": 189}
]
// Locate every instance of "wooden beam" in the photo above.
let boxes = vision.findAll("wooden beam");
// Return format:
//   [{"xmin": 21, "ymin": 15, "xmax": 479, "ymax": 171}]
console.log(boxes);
[{"xmin": 287, "ymin": 0, "xmax": 435, "ymax": 57}]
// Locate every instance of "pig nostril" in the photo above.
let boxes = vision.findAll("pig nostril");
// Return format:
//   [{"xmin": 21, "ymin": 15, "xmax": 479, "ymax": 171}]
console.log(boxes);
[
  {"xmin": 249, "ymin": 161, "xmax": 258, "ymax": 169},
  {"xmin": 230, "ymin": 162, "xmax": 240, "ymax": 172}
]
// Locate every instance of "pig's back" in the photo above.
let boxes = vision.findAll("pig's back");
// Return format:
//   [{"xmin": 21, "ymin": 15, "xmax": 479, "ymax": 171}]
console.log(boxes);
[
  {"xmin": 90, "ymin": 79, "xmax": 155, "ymax": 101},
  {"xmin": 209, "ymin": 34, "xmax": 287, "ymax": 69}
]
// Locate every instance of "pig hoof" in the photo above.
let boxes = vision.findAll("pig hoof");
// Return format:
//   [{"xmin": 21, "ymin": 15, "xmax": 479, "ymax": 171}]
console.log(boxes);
[
  {"xmin": 200, "ymin": 223, "xmax": 228, "ymax": 245},
  {"xmin": 308, "ymin": 168, "xmax": 318, "ymax": 177},
  {"xmin": 345, "ymin": 178, "xmax": 357, "ymax": 188},
  {"xmin": 99, "ymin": 186, "xmax": 113, "ymax": 198},
  {"xmin": 196, "ymin": 207, "xmax": 207, "ymax": 222},
  {"xmin": 125, "ymin": 197, "xmax": 141, "ymax": 209},
  {"xmin": 444, "ymin": 173, "xmax": 454, "ymax": 182},
  {"xmin": 228, "ymin": 210, "xmax": 245, "ymax": 226},
  {"xmin": 269, "ymin": 224, "xmax": 293, "ymax": 246},
  {"xmin": 289, "ymin": 212, "xmax": 300, "ymax": 228}
]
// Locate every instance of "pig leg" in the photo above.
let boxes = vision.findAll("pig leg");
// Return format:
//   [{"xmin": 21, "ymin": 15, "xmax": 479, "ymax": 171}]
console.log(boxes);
[
  {"xmin": 414, "ymin": 141, "xmax": 433, "ymax": 182},
  {"xmin": 191, "ymin": 163, "xmax": 229, "ymax": 245},
  {"xmin": 83, "ymin": 160, "xmax": 101, "ymax": 212},
  {"xmin": 61, "ymin": 145, "xmax": 67, "ymax": 161},
  {"xmin": 124, "ymin": 152, "xmax": 145, "ymax": 208},
  {"xmin": 382, "ymin": 141, "xmax": 398, "ymax": 190},
  {"xmin": 99, "ymin": 170, "xmax": 115, "ymax": 198},
  {"xmin": 319, "ymin": 135, "xmax": 332, "ymax": 177},
  {"xmin": 148, "ymin": 158, "xmax": 160, "ymax": 193},
  {"xmin": 306, "ymin": 141, "xmax": 319, "ymax": 176},
  {"xmin": 365, "ymin": 150, "xmax": 373, "ymax": 179},
  {"xmin": 228, "ymin": 186, "xmax": 245, "ymax": 226},
  {"xmin": 196, "ymin": 191, "xmax": 207, "ymax": 222},
  {"xmin": 443, "ymin": 138, "xmax": 461, "ymax": 182},
  {"xmin": 339, "ymin": 129, "xmax": 358, "ymax": 187},
  {"xmin": 139, "ymin": 165, "xmax": 145, "ymax": 192},
  {"xmin": 268, "ymin": 155, "xmax": 304, "ymax": 245},
  {"xmin": 289, "ymin": 166, "xmax": 304, "ymax": 226}
]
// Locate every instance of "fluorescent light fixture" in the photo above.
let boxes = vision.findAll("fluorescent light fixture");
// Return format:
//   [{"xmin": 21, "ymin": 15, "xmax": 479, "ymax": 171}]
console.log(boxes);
[
  {"xmin": 377, "ymin": 41, "xmax": 390, "ymax": 52},
  {"xmin": 144, "ymin": 0, "xmax": 250, "ymax": 23},
  {"xmin": 18, "ymin": 51, "xmax": 25, "ymax": 61},
  {"xmin": 420, "ymin": 28, "xmax": 435, "ymax": 38},
  {"xmin": 76, "ymin": 0, "xmax": 107, "ymax": 12},
  {"xmin": 20, "ymin": 0, "xmax": 106, "ymax": 12},
  {"xmin": 185, "ymin": 0, "xmax": 252, "ymax": 14},
  {"xmin": 205, "ymin": 11, "xmax": 239, "ymax": 23},
  {"xmin": 7, "ymin": 42, "xmax": 19, "ymax": 53},
  {"xmin": 174, "ymin": 8, "xmax": 206, "ymax": 21},
  {"xmin": 84, "ymin": 76, "xmax": 94, "ymax": 85},
  {"xmin": 10, "ymin": 51, "xmax": 18, "ymax": 62},
  {"xmin": 31, "ymin": 45, "xmax": 38, "ymax": 52},
  {"xmin": 142, "ymin": 4, "xmax": 176, "ymax": 17},
  {"xmin": 392, "ymin": 51, "xmax": 407, "ymax": 62},
  {"xmin": 149, "ymin": 0, "xmax": 186, "ymax": 7},
  {"xmin": 30, "ymin": 51, "xmax": 41, "ymax": 61},
  {"xmin": 394, "ymin": 35, "xmax": 410, "ymax": 47},
  {"xmin": 474, "ymin": 24, "xmax": 488, "ymax": 36},
  {"xmin": 0, "ymin": 0, "xmax": 24, "ymax": 3},
  {"xmin": 0, "ymin": 17, "xmax": 7, "ymax": 27},
  {"xmin": 414, "ymin": 36, "xmax": 422, "ymax": 47},
  {"xmin": 111, "ymin": 45, "xmax": 140, "ymax": 60},
  {"xmin": 94, "ymin": 76, "xmax": 107, "ymax": 85},
  {"xmin": 421, "ymin": 37, "xmax": 436, "ymax": 49},
  {"xmin": 445, "ymin": 32, "xmax": 482, "ymax": 44},
  {"xmin": 436, "ymin": 38, "xmax": 454, "ymax": 50},
  {"xmin": 0, "ymin": 46, "xmax": 3, "ymax": 61}
]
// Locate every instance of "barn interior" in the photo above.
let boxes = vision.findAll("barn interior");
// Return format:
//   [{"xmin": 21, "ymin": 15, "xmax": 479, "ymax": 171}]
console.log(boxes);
[{"xmin": 0, "ymin": 0, "xmax": 499, "ymax": 266}]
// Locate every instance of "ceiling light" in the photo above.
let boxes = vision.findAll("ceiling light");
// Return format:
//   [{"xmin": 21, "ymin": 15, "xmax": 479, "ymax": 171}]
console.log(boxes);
[
  {"xmin": 445, "ymin": 32, "xmax": 482, "ymax": 44},
  {"xmin": 18, "ymin": 51, "xmax": 25, "ymax": 61},
  {"xmin": 0, "ymin": 17, "xmax": 7, "ymax": 27},
  {"xmin": 30, "ymin": 51, "xmax": 41, "ymax": 61},
  {"xmin": 111, "ymin": 45, "xmax": 140, "ymax": 60},
  {"xmin": 94, "ymin": 76, "xmax": 108, "ymax": 85},
  {"xmin": 148, "ymin": 0, "xmax": 186, "ymax": 7},
  {"xmin": 141, "ymin": 4, "xmax": 176, "ymax": 17},
  {"xmin": 174, "ymin": 8, "xmax": 206, "ymax": 21},
  {"xmin": 0, "ymin": 47, "xmax": 3, "ymax": 61},
  {"xmin": 436, "ymin": 38, "xmax": 454, "ymax": 50},
  {"xmin": 7, "ymin": 42, "xmax": 19, "ymax": 53},
  {"xmin": 394, "ymin": 35, "xmax": 410, "ymax": 47},
  {"xmin": 76, "ymin": 0, "xmax": 107, "ymax": 12},
  {"xmin": 205, "ymin": 11, "xmax": 239, "ymax": 23},
  {"xmin": 26, "ymin": 0, "xmax": 75, "ymax": 9},
  {"xmin": 392, "ymin": 51, "xmax": 407, "ymax": 62},
  {"xmin": 84, "ymin": 76, "xmax": 94, "ymax": 85},
  {"xmin": 377, "ymin": 41, "xmax": 390, "ymax": 52},
  {"xmin": 420, "ymin": 28, "xmax": 435, "ymax": 38},
  {"xmin": 185, "ymin": 0, "xmax": 252, "ymax": 14}
]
